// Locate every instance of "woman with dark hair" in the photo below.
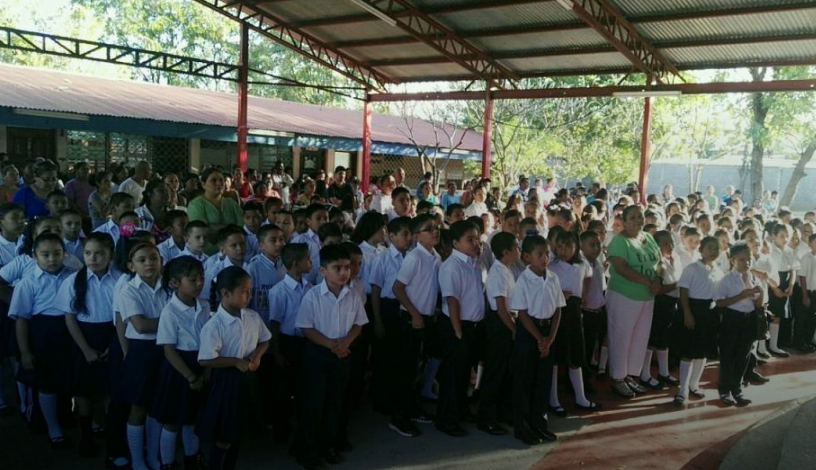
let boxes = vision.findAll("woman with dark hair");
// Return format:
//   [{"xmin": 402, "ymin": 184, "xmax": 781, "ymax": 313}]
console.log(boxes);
[
  {"xmin": 135, "ymin": 180, "xmax": 172, "ymax": 242},
  {"xmin": 88, "ymin": 171, "xmax": 114, "ymax": 229},
  {"xmin": 12, "ymin": 160, "xmax": 60, "ymax": 219},
  {"xmin": 187, "ymin": 168, "xmax": 243, "ymax": 253}
]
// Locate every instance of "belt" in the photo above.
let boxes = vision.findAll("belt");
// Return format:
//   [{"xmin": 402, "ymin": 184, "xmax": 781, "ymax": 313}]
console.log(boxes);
[
  {"xmin": 582, "ymin": 307, "xmax": 604, "ymax": 314},
  {"xmin": 531, "ymin": 317, "xmax": 553, "ymax": 327}
]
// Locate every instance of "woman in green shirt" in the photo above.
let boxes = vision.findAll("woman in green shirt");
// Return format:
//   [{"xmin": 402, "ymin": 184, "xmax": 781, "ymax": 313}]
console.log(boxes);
[
  {"xmin": 606, "ymin": 205, "xmax": 662, "ymax": 399},
  {"xmin": 187, "ymin": 167, "xmax": 243, "ymax": 253}
]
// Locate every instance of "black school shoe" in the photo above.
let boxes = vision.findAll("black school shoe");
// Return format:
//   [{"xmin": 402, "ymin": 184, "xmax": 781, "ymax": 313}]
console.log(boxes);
[
  {"xmin": 734, "ymin": 395, "xmax": 753, "ymax": 407},
  {"xmin": 389, "ymin": 418, "xmax": 421, "ymax": 437},
  {"xmin": 532, "ymin": 426, "xmax": 557, "ymax": 442},
  {"xmin": 477, "ymin": 423, "xmax": 507, "ymax": 436},
  {"xmin": 658, "ymin": 375, "xmax": 680, "ymax": 387},
  {"xmin": 436, "ymin": 422, "xmax": 468, "ymax": 437},
  {"xmin": 514, "ymin": 429, "xmax": 542, "ymax": 446}
]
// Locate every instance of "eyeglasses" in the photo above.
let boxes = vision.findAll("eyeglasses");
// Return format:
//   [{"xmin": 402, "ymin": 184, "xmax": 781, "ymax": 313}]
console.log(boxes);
[{"xmin": 418, "ymin": 226, "xmax": 441, "ymax": 233}]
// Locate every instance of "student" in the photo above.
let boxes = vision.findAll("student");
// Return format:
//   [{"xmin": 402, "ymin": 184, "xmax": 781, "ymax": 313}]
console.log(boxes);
[
  {"xmin": 715, "ymin": 243, "xmax": 762, "ymax": 407},
  {"xmin": 0, "ymin": 203, "xmax": 24, "ymax": 416},
  {"xmin": 93, "ymin": 192, "xmax": 136, "ymax": 245},
  {"xmin": 152, "ymin": 256, "xmax": 209, "ymax": 470},
  {"xmin": 318, "ymin": 223, "xmax": 343, "ymax": 247},
  {"xmin": 292, "ymin": 203, "xmax": 329, "ymax": 284},
  {"xmin": 641, "ymin": 231, "xmax": 682, "ymax": 389},
  {"xmin": 247, "ymin": 224, "xmax": 287, "ymax": 321},
  {"xmin": 10, "ymin": 233, "xmax": 76, "ymax": 448},
  {"xmin": 293, "ymin": 208, "xmax": 308, "ymax": 235},
  {"xmin": 267, "ymin": 243, "xmax": 312, "ymax": 442},
  {"xmin": 389, "ymin": 187, "xmax": 411, "ymax": 221},
  {"xmin": 676, "ymin": 226, "xmax": 701, "ymax": 269},
  {"xmin": 478, "ymin": 231, "xmax": 520, "ymax": 436},
  {"xmin": 202, "ymin": 225, "xmax": 248, "ymax": 303},
  {"xmin": 436, "ymin": 220, "xmax": 485, "ymax": 437},
  {"xmin": 510, "ymin": 235, "xmax": 561, "ymax": 445},
  {"xmin": 57, "ymin": 233, "xmax": 120, "ymax": 457},
  {"xmin": 1, "ymin": 216, "xmax": 84, "ymax": 288},
  {"xmin": 351, "ymin": 211, "xmax": 387, "ymax": 301},
  {"xmin": 263, "ymin": 197, "xmax": 284, "ymax": 226},
  {"xmin": 674, "ymin": 236, "xmax": 724, "ymax": 406},
  {"xmin": 197, "ymin": 267, "xmax": 271, "ymax": 470},
  {"xmin": 714, "ymin": 229, "xmax": 732, "ymax": 274},
  {"xmin": 179, "ymin": 220, "xmax": 210, "ymax": 263},
  {"xmin": 275, "ymin": 210, "xmax": 296, "ymax": 241},
  {"xmin": 464, "ymin": 186, "xmax": 489, "ymax": 218},
  {"xmin": 767, "ymin": 223, "xmax": 797, "ymax": 356},
  {"xmin": 61, "ymin": 208, "xmax": 85, "ymax": 262},
  {"xmin": 579, "ymin": 230, "xmax": 608, "ymax": 380},
  {"xmin": 445, "ymin": 203, "xmax": 465, "ymax": 227},
  {"xmin": 45, "ymin": 190, "xmax": 69, "ymax": 217},
  {"xmin": 158, "ymin": 210, "xmax": 189, "ymax": 263},
  {"xmin": 393, "ymin": 214, "xmax": 442, "ymax": 408},
  {"xmin": 796, "ymin": 233, "xmax": 816, "ymax": 352},
  {"xmin": 119, "ymin": 242, "xmax": 171, "ymax": 470},
  {"xmin": 293, "ymin": 245, "xmax": 367, "ymax": 469},
  {"xmin": 242, "ymin": 201, "xmax": 264, "ymax": 260},
  {"xmin": 547, "ymin": 231, "xmax": 599, "ymax": 413},
  {"xmin": 368, "ymin": 217, "xmax": 417, "ymax": 436}
]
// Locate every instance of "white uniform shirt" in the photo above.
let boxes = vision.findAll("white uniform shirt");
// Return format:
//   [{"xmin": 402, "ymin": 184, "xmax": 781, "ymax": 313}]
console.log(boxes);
[
  {"xmin": 486, "ymin": 260, "xmax": 516, "ymax": 311},
  {"xmin": 198, "ymin": 306, "xmax": 271, "ymax": 361},
  {"xmin": 582, "ymin": 254, "xmax": 607, "ymax": 309},
  {"xmin": 158, "ymin": 237, "xmax": 185, "ymax": 264},
  {"xmin": 9, "ymin": 267, "xmax": 76, "ymax": 319},
  {"xmin": 291, "ymin": 229, "xmax": 321, "ymax": 284},
  {"xmin": 395, "ymin": 243, "xmax": 441, "ymax": 316},
  {"xmin": 112, "ymin": 273, "xmax": 131, "ymax": 326},
  {"xmin": 798, "ymin": 252, "xmax": 816, "ymax": 291},
  {"xmin": 156, "ymin": 295, "xmax": 211, "ymax": 351},
  {"xmin": 54, "ymin": 267, "xmax": 122, "ymax": 323},
  {"xmin": 0, "ymin": 235, "xmax": 17, "ymax": 266},
  {"xmin": 119, "ymin": 275, "xmax": 171, "ymax": 340},
  {"xmin": 93, "ymin": 219, "xmax": 122, "ymax": 246},
  {"xmin": 371, "ymin": 194, "xmax": 392, "ymax": 214},
  {"xmin": 659, "ymin": 254, "xmax": 683, "ymax": 298},
  {"xmin": 752, "ymin": 253, "xmax": 773, "ymax": 303},
  {"xmin": 178, "ymin": 247, "xmax": 208, "ymax": 263},
  {"xmin": 714, "ymin": 252, "xmax": 730, "ymax": 276},
  {"xmin": 243, "ymin": 226, "xmax": 259, "ymax": 261},
  {"xmin": 547, "ymin": 257, "xmax": 592, "ymax": 298},
  {"xmin": 678, "ymin": 261, "xmax": 724, "ymax": 300},
  {"xmin": 716, "ymin": 270, "xmax": 759, "ymax": 313},
  {"xmin": 63, "ymin": 237, "xmax": 84, "ymax": 262},
  {"xmin": 509, "ymin": 267, "xmax": 566, "ymax": 320},
  {"xmin": 770, "ymin": 243, "xmax": 800, "ymax": 273},
  {"xmin": 359, "ymin": 240, "xmax": 385, "ymax": 295},
  {"xmin": 295, "ymin": 280, "xmax": 368, "ymax": 340},
  {"xmin": 246, "ymin": 253, "xmax": 286, "ymax": 321},
  {"xmin": 439, "ymin": 249, "xmax": 485, "ymax": 322},
  {"xmin": 268, "ymin": 274, "xmax": 312, "ymax": 337},
  {"xmin": 464, "ymin": 201, "xmax": 489, "ymax": 218},
  {"xmin": 202, "ymin": 257, "xmax": 250, "ymax": 301},
  {"xmin": 675, "ymin": 245, "xmax": 700, "ymax": 271},
  {"xmin": 368, "ymin": 245, "xmax": 405, "ymax": 300}
]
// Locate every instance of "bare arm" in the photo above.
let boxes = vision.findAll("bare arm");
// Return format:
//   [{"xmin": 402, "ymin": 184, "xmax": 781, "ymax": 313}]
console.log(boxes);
[
  {"xmin": 16, "ymin": 318, "xmax": 34, "ymax": 369},
  {"xmin": 66, "ymin": 314, "xmax": 101, "ymax": 363},
  {"xmin": 494, "ymin": 296, "xmax": 516, "ymax": 334},
  {"xmin": 129, "ymin": 314, "xmax": 159, "ymax": 335},
  {"xmin": 446, "ymin": 296, "xmax": 463, "ymax": 339},
  {"xmin": 302, "ymin": 327, "xmax": 337, "ymax": 350}
]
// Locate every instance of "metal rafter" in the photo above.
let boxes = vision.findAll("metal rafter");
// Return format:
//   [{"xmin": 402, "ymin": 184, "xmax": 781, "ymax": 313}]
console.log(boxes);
[
  {"xmin": 563, "ymin": 0, "xmax": 680, "ymax": 83},
  {"xmin": 191, "ymin": 0, "xmax": 392, "ymax": 91},
  {"xmin": 347, "ymin": 0, "xmax": 518, "ymax": 86}
]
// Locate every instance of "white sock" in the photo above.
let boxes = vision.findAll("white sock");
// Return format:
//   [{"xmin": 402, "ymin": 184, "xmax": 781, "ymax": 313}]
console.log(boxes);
[
  {"xmin": 181, "ymin": 425, "xmax": 199, "ymax": 456},
  {"xmin": 38, "ymin": 393, "xmax": 63, "ymax": 439},
  {"xmin": 569, "ymin": 367, "xmax": 591, "ymax": 407},
  {"xmin": 689, "ymin": 359, "xmax": 706, "ymax": 391},
  {"xmin": 146, "ymin": 417, "xmax": 162, "ymax": 470},
  {"xmin": 127, "ymin": 424, "xmax": 148, "ymax": 470},
  {"xmin": 550, "ymin": 366, "xmax": 561, "ymax": 408},
  {"xmin": 421, "ymin": 359, "xmax": 440, "ymax": 397},
  {"xmin": 160, "ymin": 429, "xmax": 177, "ymax": 465},
  {"xmin": 677, "ymin": 360, "xmax": 692, "ymax": 399},
  {"xmin": 475, "ymin": 363, "xmax": 484, "ymax": 390},
  {"xmin": 769, "ymin": 323, "xmax": 784, "ymax": 352},
  {"xmin": 758, "ymin": 339, "xmax": 768, "ymax": 355},
  {"xmin": 640, "ymin": 349, "xmax": 654, "ymax": 382},
  {"xmin": 656, "ymin": 349, "xmax": 671, "ymax": 377},
  {"xmin": 598, "ymin": 346, "xmax": 609, "ymax": 372}
]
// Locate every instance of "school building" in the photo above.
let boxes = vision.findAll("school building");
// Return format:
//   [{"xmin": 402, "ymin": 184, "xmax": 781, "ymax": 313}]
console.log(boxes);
[{"xmin": 0, "ymin": 63, "xmax": 484, "ymax": 187}]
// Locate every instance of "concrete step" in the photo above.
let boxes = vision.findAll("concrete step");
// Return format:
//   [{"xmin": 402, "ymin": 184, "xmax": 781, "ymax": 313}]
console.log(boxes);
[
  {"xmin": 718, "ymin": 396, "xmax": 813, "ymax": 470},
  {"xmin": 777, "ymin": 396, "xmax": 816, "ymax": 470}
]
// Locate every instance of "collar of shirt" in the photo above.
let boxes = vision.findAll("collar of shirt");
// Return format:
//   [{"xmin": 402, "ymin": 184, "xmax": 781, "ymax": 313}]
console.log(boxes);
[
  {"xmin": 88, "ymin": 266, "xmax": 119, "ymax": 282},
  {"xmin": 254, "ymin": 253, "xmax": 280, "ymax": 270},
  {"xmin": 33, "ymin": 265, "xmax": 67, "ymax": 279},
  {"xmin": 451, "ymin": 249, "xmax": 476, "ymax": 268},
  {"xmin": 169, "ymin": 293, "xmax": 205, "ymax": 316},
  {"xmin": 243, "ymin": 226, "xmax": 256, "ymax": 238},
  {"xmin": 283, "ymin": 274, "xmax": 308, "ymax": 291},
  {"xmin": 526, "ymin": 266, "xmax": 548, "ymax": 281},
  {"xmin": 129, "ymin": 274, "xmax": 163, "ymax": 292},
  {"xmin": 415, "ymin": 242, "xmax": 436, "ymax": 259},
  {"xmin": 215, "ymin": 305, "xmax": 246, "ymax": 324},
  {"xmin": 388, "ymin": 244, "xmax": 405, "ymax": 261},
  {"xmin": 318, "ymin": 279, "xmax": 351, "ymax": 301}
]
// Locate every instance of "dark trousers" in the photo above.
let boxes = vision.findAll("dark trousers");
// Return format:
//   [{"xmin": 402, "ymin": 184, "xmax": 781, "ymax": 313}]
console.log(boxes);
[
  {"xmin": 295, "ymin": 342, "xmax": 350, "ymax": 460},
  {"xmin": 718, "ymin": 309, "xmax": 756, "ymax": 397},
  {"xmin": 436, "ymin": 317, "xmax": 484, "ymax": 427},
  {"xmin": 381, "ymin": 302, "xmax": 425, "ymax": 420},
  {"xmin": 794, "ymin": 291, "xmax": 816, "ymax": 347},
  {"xmin": 582, "ymin": 307, "xmax": 606, "ymax": 367},
  {"xmin": 513, "ymin": 319, "xmax": 553, "ymax": 434},
  {"xmin": 477, "ymin": 310, "xmax": 513, "ymax": 426},
  {"xmin": 271, "ymin": 334, "xmax": 305, "ymax": 434}
]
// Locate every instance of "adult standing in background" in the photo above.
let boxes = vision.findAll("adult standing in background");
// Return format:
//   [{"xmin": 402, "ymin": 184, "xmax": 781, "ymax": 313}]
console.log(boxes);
[
  {"xmin": 117, "ymin": 160, "xmax": 152, "ymax": 203},
  {"xmin": 12, "ymin": 159, "xmax": 60, "ymax": 219},
  {"xmin": 272, "ymin": 162, "xmax": 294, "ymax": 208},
  {"xmin": 234, "ymin": 167, "xmax": 254, "ymax": 200},
  {"xmin": 187, "ymin": 167, "xmax": 243, "ymax": 253},
  {"xmin": 393, "ymin": 167, "xmax": 407, "ymax": 189},
  {"xmin": 372, "ymin": 174, "xmax": 395, "ymax": 214},
  {"xmin": 0, "ymin": 165, "xmax": 20, "ymax": 203},
  {"xmin": 64, "ymin": 162, "xmax": 94, "ymax": 219},
  {"xmin": 440, "ymin": 181, "xmax": 460, "ymax": 211},
  {"xmin": 88, "ymin": 170, "xmax": 113, "ymax": 229},
  {"xmin": 605, "ymin": 205, "xmax": 661, "ymax": 399},
  {"xmin": 326, "ymin": 166, "xmax": 354, "ymax": 209}
]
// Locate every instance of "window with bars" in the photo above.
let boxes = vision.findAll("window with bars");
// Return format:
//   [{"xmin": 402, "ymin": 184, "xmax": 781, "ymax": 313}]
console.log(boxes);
[
  {"xmin": 66, "ymin": 131, "xmax": 187, "ymax": 176},
  {"xmin": 201, "ymin": 140, "xmax": 293, "ymax": 173}
]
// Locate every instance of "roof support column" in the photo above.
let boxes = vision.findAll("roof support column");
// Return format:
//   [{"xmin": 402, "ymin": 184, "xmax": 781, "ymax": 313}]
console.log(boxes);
[
  {"xmin": 638, "ymin": 96, "xmax": 651, "ymax": 205},
  {"xmin": 236, "ymin": 22, "xmax": 249, "ymax": 173},
  {"xmin": 361, "ymin": 94, "xmax": 372, "ymax": 193},
  {"xmin": 481, "ymin": 83, "xmax": 493, "ymax": 178}
]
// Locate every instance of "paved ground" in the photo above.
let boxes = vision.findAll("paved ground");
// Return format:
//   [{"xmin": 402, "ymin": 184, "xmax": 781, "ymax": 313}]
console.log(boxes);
[{"xmin": 2, "ymin": 351, "xmax": 814, "ymax": 470}]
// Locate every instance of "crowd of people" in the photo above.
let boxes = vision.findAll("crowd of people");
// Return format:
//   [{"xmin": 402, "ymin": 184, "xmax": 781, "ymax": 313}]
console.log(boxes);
[{"xmin": 0, "ymin": 156, "xmax": 813, "ymax": 470}]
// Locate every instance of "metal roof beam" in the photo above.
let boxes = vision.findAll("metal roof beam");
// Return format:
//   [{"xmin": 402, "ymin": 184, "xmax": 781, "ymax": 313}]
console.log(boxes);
[
  {"xmin": 191, "ymin": 0, "xmax": 392, "ymax": 91},
  {"xmin": 345, "ymin": 0, "xmax": 518, "ymax": 86}
]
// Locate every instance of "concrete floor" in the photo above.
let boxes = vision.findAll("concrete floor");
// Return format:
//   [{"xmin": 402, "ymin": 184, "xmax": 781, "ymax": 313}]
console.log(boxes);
[{"xmin": 2, "ymin": 351, "xmax": 814, "ymax": 470}]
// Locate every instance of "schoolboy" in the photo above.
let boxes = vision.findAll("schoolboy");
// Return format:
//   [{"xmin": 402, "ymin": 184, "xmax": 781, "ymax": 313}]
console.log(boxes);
[
  {"xmin": 275, "ymin": 210, "xmax": 296, "ymax": 241},
  {"xmin": 435, "ymin": 220, "xmax": 485, "ymax": 437},
  {"xmin": 677, "ymin": 226, "xmax": 702, "ymax": 268},
  {"xmin": 93, "ymin": 192, "xmax": 136, "ymax": 245},
  {"xmin": 179, "ymin": 220, "xmax": 209, "ymax": 263},
  {"xmin": 389, "ymin": 187, "xmax": 411, "ymax": 221},
  {"xmin": 478, "ymin": 231, "xmax": 520, "ymax": 436},
  {"xmin": 292, "ymin": 203, "xmax": 329, "ymax": 285},
  {"xmin": 580, "ymin": 231, "xmax": 608, "ymax": 376},
  {"xmin": 482, "ymin": 209, "xmax": 522, "ymax": 272},
  {"xmin": 294, "ymin": 245, "xmax": 368, "ymax": 469},
  {"xmin": 201, "ymin": 225, "xmax": 248, "ymax": 301},
  {"xmin": 318, "ymin": 223, "xmax": 343, "ymax": 248},
  {"xmin": 45, "ymin": 190, "xmax": 69, "ymax": 217},
  {"xmin": 268, "ymin": 243, "xmax": 312, "ymax": 442},
  {"xmin": 242, "ymin": 201, "xmax": 264, "ymax": 260},
  {"xmin": 510, "ymin": 235, "xmax": 562, "ymax": 445},
  {"xmin": 59, "ymin": 208, "xmax": 84, "ymax": 261},
  {"xmin": 247, "ymin": 224, "xmax": 288, "ymax": 321},
  {"xmin": 293, "ymin": 208, "xmax": 308, "ymax": 235},
  {"xmin": 0, "ymin": 203, "xmax": 25, "ymax": 265},
  {"xmin": 796, "ymin": 233, "xmax": 816, "ymax": 351},
  {"xmin": 445, "ymin": 204, "xmax": 465, "ymax": 227},
  {"xmin": 263, "ymin": 197, "xmax": 284, "ymax": 226},
  {"xmin": 157, "ymin": 210, "xmax": 188, "ymax": 263}
]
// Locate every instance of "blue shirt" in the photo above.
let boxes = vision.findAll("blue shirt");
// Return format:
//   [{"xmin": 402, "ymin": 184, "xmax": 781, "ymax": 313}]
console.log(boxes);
[
  {"xmin": 63, "ymin": 237, "xmax": 84, "ymax": 263},
  {"xmin": 11, "ymin": 187, "xmax": 50, "ymax": 219},
  {"xmin": 93, "ymin": 219, "xmax": 121, "ymax": 246},
  {"xmin": 244, "ymin": 226, "xmax": 259, "ymax": 260},
  {"xmin": 368, "ymin": 245, "xmax": 406, "ymax": 300},
  {"xmin": 158, "ymin": 237, "xmax": 185, "ymax": 264},
  {"xmin": 268, "ymin": 274, "xmax": 311, "ymax": 337},
  {"xmin": 359, "ymin": 241, "xmax": 384, "ymax": 295},
  {"xmin": 0, "ymin": 254, "xmax": 84, "ymax": 286},
  {"xmin": 246, "ymin": 253, "xmax": 286, "ymax": 321},
  {"xmin": 119, "ymin": 275, "xmax": 171, "ymax": 340},
  {"xmin": 441, "ymin": 192, "xmax": 460, "ymax": 211},
  {"xmin": 202, "ymin": 256, "xmax": 250, "ymax": 301},
  {"xmin": 9, "ymin": 266, "xmax": 77, "ymax": 319},
  {"xmin": 54, "ymin": 267, "xmax": 122, "ymax": 323},
  {"xmin": 291, "ymin": 229, "xmax": 321, "ymax": 285}
]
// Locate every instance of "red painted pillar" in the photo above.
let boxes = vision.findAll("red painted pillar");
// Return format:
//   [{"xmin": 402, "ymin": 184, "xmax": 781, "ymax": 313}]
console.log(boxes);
[
  {"xmin": 236, "ymin": 22, "xmax": 249, "ymax": 172},
  {"xmin": 361, "ymin": 95, "xmax": 372, "ymax": 193},
  {"xmin": 638, "ymin": 96, "xmax": 652, "ymax": 205},
  {"xmin": 481, "ymin": 83, "xmax": 493, "ymax": 178}
]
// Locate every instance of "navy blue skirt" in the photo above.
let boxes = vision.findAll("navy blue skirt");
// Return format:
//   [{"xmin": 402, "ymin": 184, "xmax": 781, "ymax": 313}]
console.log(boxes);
[
  {"xmin": 16, "ymin": 315, "xmax": 73, "ymax": 393},
  {"xmin": 196, "ymin": 368, "xmax": 262, "ymax": 444},
  {"xmin": 151, "ymin": 350, "xmax": 204, "ymax": 425},
  {"xmin": 107, "ymin": 327, "xmax": 126, "ymax": 399},
  {"xmin": 0, "ymin": 299, "xmax": 14, "ymax": 358},
  {"xmin": 552, "ymin": 297, "xmax": 586, "ymax": 368},
  {"xmin": 72, "ymin": 321, "xmax": 115, "ymax": 397},
  {"xmin": 678, "ymin": 299, "xmax": 719, "ymax": 360},
  {"xmin": 120, "ymin": 338, "xmax": 163, "ymax": 407}
]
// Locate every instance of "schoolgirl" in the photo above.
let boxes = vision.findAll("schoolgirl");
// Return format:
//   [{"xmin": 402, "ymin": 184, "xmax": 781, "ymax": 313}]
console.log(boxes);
[
  {"xmin": 9, "ymin": 233, "xmax": 76, "ymax": 448},
  {"xmin": 713, "ymin": 229, "xmax": 732, "ymax": 274},
  {"xmin": 767, "ymin": 223, "xmax": 798, "ymax": 356},
  {"xmin": 119, "ymin": 242, "xmax": 171, "ymax": 470},
  {"xmin": 0, "ymin": 203, "xmax": 25, "ymax": 417},
  {"xmin": 674, "ymin": 236, "xmax": 725, "ymax": 406},
  {"xmin": 197, "ymin": 266, "xmax": 271, "ymax": 470},
  {"xmin": 56, "ymin": 232, "xmax": 120, "ymax": 457},
  {"xmin": 152, "ymin": 256, "xmax": 210, "ymax": 470},
  {"xmin": 546, "ymin": 230, "xmax": 600, "ymax": 413},
  {"xmin": 1, "ymin": 216, "xmax": 83, "ymax": 287}
]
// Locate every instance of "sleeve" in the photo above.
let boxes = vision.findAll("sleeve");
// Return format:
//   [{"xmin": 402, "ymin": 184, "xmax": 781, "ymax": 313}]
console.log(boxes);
[
  {"xmin": 197, "ymin": 322, "xmax": 222, "ymax": 361},
  {"xmin": 508, "ymin": 278, "xmax": 528, "ymax": 312},
  {"xmin": 552, "ymin": 275, "xmax": 567, "ymax": 308},
  {"xmin": 155, "ymin": 307, "xmax": 178, "ymax": 346},
  {"xmin": 118, "ymin": 285, "xmax": 148, "ymax": 322},
  {"xmin": 10, "ymin": 188, "xmax": 26, "ymax": 207},
  {"xmin": 800, "ymin": 256, "xmax": 812, "ymax": 281},
  {"xmin": 352, "ymin": 296, "xmax": 369, "ymax": 326},
  {"xmin": 53, "ymin": 274, "xmax": 77, "ymax": 315},
  {"xmin": 678, "ymin": 264, "xmax": 696, "ymax": 290},
  {"xmin": 583, "ymin": 260, "xmax": 593, "ymax": 279},
  {"xmin": 0, "ymin": 257, "xmax": 24, "ymax": 285},
  {"xmin": 395, "ymin": 252, "xmax": 419, "ymax": 286},
  {"xmin": 486, "ymin": 266, "xmax": 508, "ymax": 300},
  {"xmin": 294, "ymin": 291, "xmax": 316, "ymax": 329},
  {"xmin": 256, "ymin": 314, "xmax": 272, "ymax": 343},
  {"xmin": 606, "ymin": 235, "xmax": 628, "ymax": 260},
  {"xmin": 267, "ymin": 285, "xmax": 285, "ymax": 324},
  {"xmin": 715, "ymin": 275, "xmax": 735, "ymax": 301},
  {"xmin": 368, "ymin": 253, "xmax": 385, "ymax": 289},
  {"xmin": 8, "ymin": 279, "xmax": 35, "ymax": 319},
  {"xmin": 438, "ymin": 263, "xmax": 463, "ymax": 301},
  {"xmin": 186, "ymin": 198, "xmax": 207, "ymax": 223},
  {"xmin": 226, "ymin": 200, "xmax": 244, "ymax": 226}
]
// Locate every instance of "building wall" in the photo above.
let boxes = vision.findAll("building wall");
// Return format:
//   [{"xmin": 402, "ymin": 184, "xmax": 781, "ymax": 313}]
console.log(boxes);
[{"xmin": 369, "ymin": 154, "xmax": 467, "ymax": 188}]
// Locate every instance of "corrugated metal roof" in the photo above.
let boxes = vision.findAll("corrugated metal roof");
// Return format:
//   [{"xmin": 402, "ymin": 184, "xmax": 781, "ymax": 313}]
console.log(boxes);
[
  {"xmin": 664, "ymin": 39, "xmax": 816, "ymax": 66},
  {"xmin": 640, "ymin": 10, "xmax": 816, "ymax": 43},
  {"xmin": 611, "ymin": 0, "xmax": 807, "ymax": 17},
  {"xmin": 0, "ymin": 64, "xmax": 482, "ymax": 151}
]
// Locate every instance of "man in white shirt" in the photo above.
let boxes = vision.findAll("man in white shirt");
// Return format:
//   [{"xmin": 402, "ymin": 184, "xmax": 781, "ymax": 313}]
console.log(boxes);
[{"xmin": 117, "ymin": 160, "xmax": 152, "ymax": 204}]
